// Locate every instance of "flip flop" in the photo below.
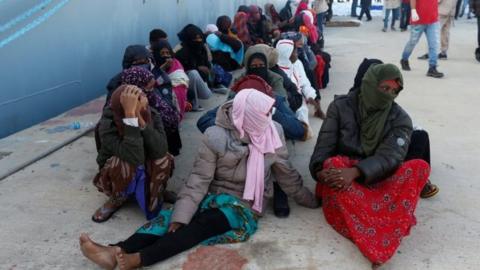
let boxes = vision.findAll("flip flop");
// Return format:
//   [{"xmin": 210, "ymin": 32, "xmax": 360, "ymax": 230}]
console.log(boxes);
[
  {"xmin": 91, "ymin": 197, "xmax": 126, "ymax": 223},
  {"xmin": 91, "ymin": 205, "xmax": 121, "ymax": 223},
  {"xmin": 420, "ymin": 181, "xmax": 439, "ymax": 199}
]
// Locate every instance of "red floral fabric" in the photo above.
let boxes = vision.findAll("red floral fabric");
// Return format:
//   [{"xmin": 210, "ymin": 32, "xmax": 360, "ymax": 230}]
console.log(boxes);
[{"xmin": 316, "ymin": 156, "xmax": 430, "ymax": 264}]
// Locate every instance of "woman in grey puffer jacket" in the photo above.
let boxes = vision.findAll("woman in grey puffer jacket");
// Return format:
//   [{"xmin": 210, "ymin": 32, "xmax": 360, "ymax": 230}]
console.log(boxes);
[{"xmin": 79, "ymin": 89, "xmax": 319, "ymax": 270}]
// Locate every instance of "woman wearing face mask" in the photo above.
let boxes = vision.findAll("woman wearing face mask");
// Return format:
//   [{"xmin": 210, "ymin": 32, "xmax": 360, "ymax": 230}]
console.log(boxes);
[
  {"xmin": 91, "ymin": 85, "xmax": 173, "ymax": 223},
  {"xmin": 105, "ymin": 45, "xmax": 153, "ymax": 107},
  {"xmin": 309, "ymin": 64, "xmax": 430, "ymax": 268},
  {"xmin": 276, "ymin": 39, "xmax": 325, "ymax": 139},
  {"xmin": 152, "ymin": 41, "xmax": 189, "ymax": 120},
  {"xmin": 79, "ymin": 89, "xmax": 319, "ymax": 270},
  {"xmin": 121, "ymin": 67, "xmax": 182, "ymax": 157},
  {"xmin": 175, "ymin": 24, "xmax": 214, "ymax": 111}
]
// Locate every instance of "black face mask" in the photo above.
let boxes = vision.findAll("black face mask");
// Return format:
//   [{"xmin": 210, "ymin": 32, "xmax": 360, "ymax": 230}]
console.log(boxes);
[
  {"xmin": 189, "ymin": 41, "xmax": 204, "ymax": 50},
  {"xmin": 247, "ymin": 66, "xmax": 269, "ymax": 82},
  {"xmin": 157, "ymin": 56, "xmax": 171, "ymax": 66}
]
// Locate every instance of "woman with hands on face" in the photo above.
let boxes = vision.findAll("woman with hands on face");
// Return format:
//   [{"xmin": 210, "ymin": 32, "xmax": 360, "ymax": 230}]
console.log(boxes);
[
  {"xmin": 309, "ymin": 63, "xmax": 431, "ymax": 268},
  {"xmin": 90, "ymin": 84, "xmax": 173, "ymax": 224}
]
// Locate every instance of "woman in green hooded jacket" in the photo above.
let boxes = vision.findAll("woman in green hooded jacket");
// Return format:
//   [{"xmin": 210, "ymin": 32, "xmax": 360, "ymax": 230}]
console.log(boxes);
[{"xmin": 309, "ymin": 63, "xmax": 430, "ymax": 267}]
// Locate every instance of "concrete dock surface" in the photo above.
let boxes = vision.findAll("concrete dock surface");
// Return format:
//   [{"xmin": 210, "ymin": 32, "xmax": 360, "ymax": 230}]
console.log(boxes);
[{"xmin": 0, "ymin": 17, "xmax": 479, "ymax": 269}]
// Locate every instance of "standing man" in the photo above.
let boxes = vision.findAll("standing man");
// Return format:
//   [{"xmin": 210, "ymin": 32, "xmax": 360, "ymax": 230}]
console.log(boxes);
[
  {"xmin": 358, "ymin": 0, "xmax": 373, "ymax": 21},
  {"xmin": 400, "ymin": 0, "xmax": 444, "ymax": 78},
  {"xmin": 313, "ymin": 0, "xmax": 329, "ymax": 34},
  {"xmin": 400, "ymin": 0, "xmax": 412, "ymax": 31},
  {"xmin": 417, "ymin": 0, "xmax": 457, "ymax": 60},
  {"xmin": 471, "ymin": 0, "xmax": 480, "ymax": 62},
  {"xmin": 351, "ymin": 0, "xmax": 360, "ymax": 17}
]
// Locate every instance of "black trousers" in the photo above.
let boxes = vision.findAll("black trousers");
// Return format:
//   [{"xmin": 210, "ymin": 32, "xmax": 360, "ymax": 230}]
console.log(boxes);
[
  {"xmin": 358, "ymin": 5, "xmax": 372, "ymax": 20},
  {"xmin": 405, "ymin": 130, "xmax": 431, "ymax": 165},
  {"xmin": 116, "ymin": 208, "xmax": 231, "ymax": 267},
  {"xmin": 477, "ymin": 17, "xmax": 480, "ymax": 47}
]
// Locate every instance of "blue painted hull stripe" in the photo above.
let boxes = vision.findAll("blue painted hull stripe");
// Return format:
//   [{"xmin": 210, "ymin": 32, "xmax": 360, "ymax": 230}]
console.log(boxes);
[{"xmin": 0, "ymin": 0, "xmax": 70, "ymax": 49}]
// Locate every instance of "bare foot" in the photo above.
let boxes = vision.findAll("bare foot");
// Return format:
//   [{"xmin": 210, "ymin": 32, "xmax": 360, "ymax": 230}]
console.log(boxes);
[
  {"xmin": 79, "ymin": 234, "xmax": 117, "ymax": 270},
  {"xmin": 115, "ymin": 247, "xmax": 142, "ymax": 270}
]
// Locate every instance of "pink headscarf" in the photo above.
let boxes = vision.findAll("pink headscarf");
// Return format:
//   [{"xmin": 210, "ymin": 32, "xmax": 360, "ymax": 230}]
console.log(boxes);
[{"xmin": 232, "ymin": 89, "xmax": 283, "ymax": 212}]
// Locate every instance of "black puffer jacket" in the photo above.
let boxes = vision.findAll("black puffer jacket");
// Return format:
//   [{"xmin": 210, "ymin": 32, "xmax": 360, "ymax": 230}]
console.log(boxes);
[{"xmin": 309, "ymin": 90, "xmax": 413, "ymax": 184}]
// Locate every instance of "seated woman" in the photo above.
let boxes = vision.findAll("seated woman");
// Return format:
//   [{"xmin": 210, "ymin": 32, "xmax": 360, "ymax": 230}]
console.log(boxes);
[
  {"xmin": 349, "ymin": 58, "xmax": 439, "ymax": 198},
  {"xmin": 80, "ymin": 89, "xmax": 319, "ymax": 270},
  {"xmin": 276, "ymin": 39, "xmax": 325, "ymax": 139},
  {"xmin": 174, "ymin": 24, "xmax": 214, "ymax": 111},
  {"xmin": 121, "ymin": 66, "xmax": 182, "ymax": 156},
  {"xmin": 152, "ymin": 40, "xmax": 189, "ymax": 121},
  {"xmin": 105, "ymin": 45, "xmax": 152, "ymax": 106},
  {"xmin": 309, "ymin": 63, "xmax": 430, "ymax": 267},
  {"xmin": 197, "ymin": 47, "xmax": 308, "ymax": 142},
  {"xmin": 206, "ymin": 15, "xmax": 244, "ymax": 72},
  {"xmin": 233, "ymin": 11, "xmax": 253, "ymax": 48},
  {"xmin": 92, "ymin": 85, "xmax": 173, "ymax": 223}
]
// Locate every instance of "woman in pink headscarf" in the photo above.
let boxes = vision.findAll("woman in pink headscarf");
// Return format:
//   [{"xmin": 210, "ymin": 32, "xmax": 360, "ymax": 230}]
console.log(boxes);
[{"xmin": 79, "ymin": 89, "xmax": 319, "ymax": 270}]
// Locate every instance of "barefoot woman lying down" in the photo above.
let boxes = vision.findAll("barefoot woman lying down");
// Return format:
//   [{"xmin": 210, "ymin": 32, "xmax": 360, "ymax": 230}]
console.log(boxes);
[{"xmin": 80, "ymin": 89, "xmax": 319, "ymax": 269}]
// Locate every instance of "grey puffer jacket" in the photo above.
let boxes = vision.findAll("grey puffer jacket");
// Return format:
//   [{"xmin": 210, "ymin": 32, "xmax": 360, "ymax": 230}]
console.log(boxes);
[
  {"xmin": 309, "ymin": 90, "xmax": 413, "ymax": 184},
  {"xmin": 172, "ymin": 101, "xmax": 319, "ymax": 225}
]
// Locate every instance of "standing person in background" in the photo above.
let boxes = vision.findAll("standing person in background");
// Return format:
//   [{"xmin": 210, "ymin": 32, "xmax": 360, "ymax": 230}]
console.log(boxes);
[
  {"xmin": 471, "ymin": 0, "xmax": 480, "ymax": 62},
  {"xmin": 400, "ymin": 0, "xmax": 445, "ymax": 78},
  {"xmin": 358, "ymin": 0, "xmax": 373, "ymax": 21},
  {"xmin": 351, "ymin": 0, "xmax": 360, "ymax": 17},
  {"xmin": 400, "ymin": 0, "xmax": 412, "ymax": 31},
  {"xmin": 383, "ymin": 0, "xmax": 401, "ymax": 31},
  {"xmin": 313, "ymin": 0, "xmax": 329, "ymax": 34},
  {"xmin": 417, "ymin": 0, "xmax": 457, "ymax": 60}
]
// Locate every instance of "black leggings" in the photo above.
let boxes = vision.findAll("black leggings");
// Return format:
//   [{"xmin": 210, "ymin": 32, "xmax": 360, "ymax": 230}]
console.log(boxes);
[
  {"xmin": 116, "ymin": 208, "xmax": 231, "ymax": 267},
  {"xmin": 405, "ymin": 130, "xmax": 431, "ymax": 165}
]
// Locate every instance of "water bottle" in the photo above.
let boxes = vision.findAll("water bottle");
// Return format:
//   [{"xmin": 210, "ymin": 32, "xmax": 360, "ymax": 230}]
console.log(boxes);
[{"xmin": 70, "ymin": 121, "xmax": 95, "ymax": 130}]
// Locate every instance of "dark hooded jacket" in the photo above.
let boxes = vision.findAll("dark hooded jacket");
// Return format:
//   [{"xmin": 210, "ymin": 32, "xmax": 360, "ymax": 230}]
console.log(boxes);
[
  {"xmin": 175, "ymin": 24, "xmax": 211, "ymax": 77},
  {"xmin": 309, "ymin": 90, "xmax": 413, "ymax": 184},
  {"xmin": 106, "ymin": 45, "xmax": 152, "ymax": 104}
]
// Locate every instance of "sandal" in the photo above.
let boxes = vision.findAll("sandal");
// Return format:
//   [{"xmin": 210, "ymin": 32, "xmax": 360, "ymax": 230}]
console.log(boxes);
[
  {"xmin": 420, "ymin": 181, "xmax": 439, "ymax": 199},
  {"xmin": 91, "ymin": 196, "xmax": 127, "ymax": 223}
]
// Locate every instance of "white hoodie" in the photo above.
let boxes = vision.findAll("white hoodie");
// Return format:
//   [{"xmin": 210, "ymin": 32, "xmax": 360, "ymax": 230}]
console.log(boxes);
[{"xmin": 276, "ymin": 39, "xmax": 317, "ymax": 126}]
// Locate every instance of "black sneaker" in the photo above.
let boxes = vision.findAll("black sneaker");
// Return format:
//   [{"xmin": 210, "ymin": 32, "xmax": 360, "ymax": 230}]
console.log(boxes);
[
  {"xmin": 391, "ymin": 26, "xmax": 397, "ymax": 31},
  {"xmin": 417, "ymin": 53, "xmax": 429, "ymax": 60},
  {"xmin": 427, "ymin": 66, "xmax": 444, "ymax": 78},
  {"xmin": 438, "ymin": 52, "xmax": 448, "ymax": 60},
  {"xmin": 273, "ymin": 182, "xmax": 290, "ymax": 218},
  {"xmin": 400, "ymin": 59, "xmax": 411, "ymax": 71},
  {"xmin": 475, "ymin": 48, "xmax": 480, "ymax": 62}
]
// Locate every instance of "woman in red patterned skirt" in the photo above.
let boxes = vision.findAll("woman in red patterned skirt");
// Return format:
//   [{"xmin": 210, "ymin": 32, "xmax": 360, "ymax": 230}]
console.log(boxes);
[{"xmin": 309, "ymin": 63, "xmax": 430, "ymax": 267}]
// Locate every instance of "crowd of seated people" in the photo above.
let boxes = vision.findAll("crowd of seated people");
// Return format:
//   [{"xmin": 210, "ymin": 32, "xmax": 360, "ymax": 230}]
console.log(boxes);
[{"xmin": 80, "ymin": 2, "xmax": 439, "ymax": 270}]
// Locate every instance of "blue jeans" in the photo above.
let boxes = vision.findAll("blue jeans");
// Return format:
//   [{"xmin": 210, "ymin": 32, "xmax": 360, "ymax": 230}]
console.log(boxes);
[
  {"xmin": 400, "ymin": 3, "xmax": 411, "ymax": 30},
  {"xmin": 384, "ymin": 8, "xmax": 400, "ymax": 29},
  {"xmin": 351, "ymin": 0, "xmax": 359, "ymax": 16},
  {"xmin": 272, "ymin": 96, "xmax": 305, "ymax": 141},
  {"xmin": 317, "ymin": 12, "xmax": 326, "ymax": 33},
  {"xmin": 402, "ymin": 22, "xmax": 440, "ymax": 67},
  {"xmin": 196, "ymin": 96, "xmax": 305, "ymax": 140}
]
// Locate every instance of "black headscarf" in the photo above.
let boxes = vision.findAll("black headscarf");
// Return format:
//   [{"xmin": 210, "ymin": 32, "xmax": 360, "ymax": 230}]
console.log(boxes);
[
  {"xmin": 279, "ymin": 0, "xmax": 293, "ymax": 21},
  {"xmin": 350, "ymin": 58, "xmax": 384, "ymax": 92},
  {"xmin": 216, "ymin": 15, "xmax": 232, "ymax": 34},
  {"xmin": 246, "ymin": 52, "xmax": 270, "ymax": 83},
  {"xmin": 122, "ymin": 45, "xmax": 152, "ymax": 69},
  {"xmin": 152, "ymin": 40, "xmax": 174, "ymax": 67},
  {"xmin": 238, "ymin": 5, "xmax": 250, "ymax": 13},
  {"xmin": 177, "ymin": 24, "xmax": 205, "ymax": 51}
]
